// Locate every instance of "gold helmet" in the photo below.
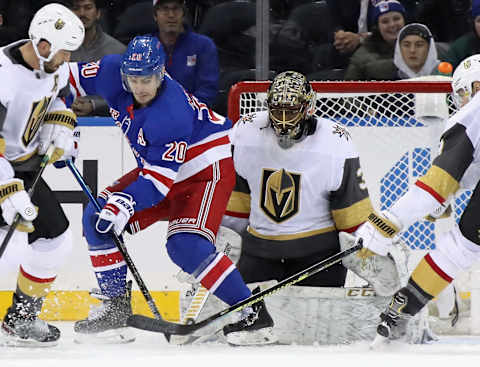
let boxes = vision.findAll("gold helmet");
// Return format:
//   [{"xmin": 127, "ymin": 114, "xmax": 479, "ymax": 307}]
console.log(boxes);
[{"xmin": 267, "ymin": 71, "xmax": 315, "ymax": 148}]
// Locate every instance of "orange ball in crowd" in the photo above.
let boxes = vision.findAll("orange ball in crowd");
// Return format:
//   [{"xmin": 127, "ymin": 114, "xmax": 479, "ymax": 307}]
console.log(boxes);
[{"xmin": 438, "ymin": 62, "xmax": 453, "ymax": 74}]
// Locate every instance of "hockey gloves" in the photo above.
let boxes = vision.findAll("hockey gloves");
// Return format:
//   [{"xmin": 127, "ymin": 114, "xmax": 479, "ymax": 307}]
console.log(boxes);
[
  {"xmin": 53, "ymin": 127, "xmax": 81, "ymax": 169},
  {"xmin": 0, "ymin": 178, "xmax": 37, "ymax": 232},
  {"xmin": 96, "ymin": 192, "xmax": 135, "ymax": 236},
  {"xmin": 354, "ymin": 211, "xmax": 403, "ymax": 257},
  {"xmin": 38, "ymin": 110, "xmax": 76, "ymax": 164}
]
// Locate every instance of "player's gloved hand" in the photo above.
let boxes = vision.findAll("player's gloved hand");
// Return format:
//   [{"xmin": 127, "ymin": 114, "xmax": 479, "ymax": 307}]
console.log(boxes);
[
  {"xmin": 355, "ymin": 211, "xmax": 403, "ymax": 257},
  {"xmin": 96, "ymin": 192, "xmax": 135, "ymax": 235},
  {"xmin": 38, "ymin": 110, "xmax": 76, "ymax": 164},
  {"xmin": 53, "ymin": 127, "xmax": 80, "ymax": 169},
  {"xmin": 0, "ymin": 178, "xmax": 37, "ymax": 232}
]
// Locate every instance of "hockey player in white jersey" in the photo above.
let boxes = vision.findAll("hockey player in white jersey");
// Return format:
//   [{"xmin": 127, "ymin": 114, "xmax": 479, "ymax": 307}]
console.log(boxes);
[
  {"xmin": 215, "ymin": 71, "xmax": 403, "ymax": 344},
  {"xmin": 0, "ymin": 4, "xmax": 84, "ymax": 347},
  {"xmin": 339, "ymin": 54, "xmax": 480, "ymax": 345}
]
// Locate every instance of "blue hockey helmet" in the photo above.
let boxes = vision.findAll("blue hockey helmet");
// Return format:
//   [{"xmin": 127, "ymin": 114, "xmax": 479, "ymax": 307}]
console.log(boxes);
[{"xmin": 121, "ymin": 35, "xmax": 166, "ymax": 92}]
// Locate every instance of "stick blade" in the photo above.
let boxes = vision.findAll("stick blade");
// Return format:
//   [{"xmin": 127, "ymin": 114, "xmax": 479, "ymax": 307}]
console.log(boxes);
[{"xmin": 127, "ymin": 315, "xmax": 194, "ymax": 335}]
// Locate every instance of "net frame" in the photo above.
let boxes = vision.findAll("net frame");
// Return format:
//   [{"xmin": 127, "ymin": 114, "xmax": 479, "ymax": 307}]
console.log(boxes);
[{"xmin": 227, "ymin": 80, "xmax": 480, "ymax": 333}]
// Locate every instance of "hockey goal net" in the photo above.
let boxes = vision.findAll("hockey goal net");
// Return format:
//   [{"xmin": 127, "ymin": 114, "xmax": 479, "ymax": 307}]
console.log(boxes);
[{"xmin": 227, "ymin": 77, "xmax": 479, "ymax": 334}]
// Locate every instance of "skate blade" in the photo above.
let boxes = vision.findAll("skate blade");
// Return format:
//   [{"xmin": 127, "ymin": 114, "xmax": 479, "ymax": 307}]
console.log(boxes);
[
  {"xmin": 74, "ymin": 327, "xmax": 135, "ymax": 344},
  {"xmin": 370, "ymin": 333, "xmax": 390, "ymax": 350},
  {"xmin": 0, "ymin": 331, "xmax": 58, "ymax": 348},
  {"xmin": 226, "ymin": 327, "xmax": 277, "ymax": 346},
  {"xmin": 169, "ymin": 329, "xmax": 223, "ymax": 345}
]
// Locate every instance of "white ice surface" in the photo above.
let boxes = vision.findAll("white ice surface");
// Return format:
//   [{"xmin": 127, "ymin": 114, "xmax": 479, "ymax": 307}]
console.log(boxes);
[{"xmin": 2, "ymin": 322, "xmax": 480, "ymax": 367}]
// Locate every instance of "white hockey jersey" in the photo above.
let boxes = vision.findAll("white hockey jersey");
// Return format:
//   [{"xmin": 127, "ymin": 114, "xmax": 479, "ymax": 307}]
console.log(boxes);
[
  {"xmin": 390, "ymin": 90, "xmax": 480, "ymax": 228},
  {"xmin": 0, "ymin": 40, "xmax": 71, "ymax": 166},
  {"xmin": 225, "ymin": 111, "xmax": 373, "ymax": 243}
]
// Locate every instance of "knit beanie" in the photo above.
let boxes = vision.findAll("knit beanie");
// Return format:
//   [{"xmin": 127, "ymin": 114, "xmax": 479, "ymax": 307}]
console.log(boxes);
[
  {"xmin": 372, "ymin": 0, "xmax": 406, "ymax": 25},
  {"xmin": 398, "ymin": 23, "xmax": 432, "ymax": 43}
]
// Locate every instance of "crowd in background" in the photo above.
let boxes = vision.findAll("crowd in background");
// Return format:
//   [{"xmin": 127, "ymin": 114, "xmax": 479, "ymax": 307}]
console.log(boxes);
[{"xmin": 0, "ymin": 0, "xmax": 477, "ymax": 116}]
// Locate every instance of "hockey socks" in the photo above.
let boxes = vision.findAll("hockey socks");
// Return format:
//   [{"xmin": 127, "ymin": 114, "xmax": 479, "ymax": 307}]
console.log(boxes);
[
  {"xmin": 17, "ymin": 265, "xmax": 56, "ymax": 300},
  {"xmin": 89, "ymin": 248, "xmax": 127, "ymax": 299},
  {"xmin": 398, "ymin": 253, "xmax": 453, "ymax": 317},
  {"xmin": 196, "ymin": 254, "xmax": 251, "ymax": 306},
  {"xmin": 167, "ymin": 232, "xmax": 252, "ymax": 306}
]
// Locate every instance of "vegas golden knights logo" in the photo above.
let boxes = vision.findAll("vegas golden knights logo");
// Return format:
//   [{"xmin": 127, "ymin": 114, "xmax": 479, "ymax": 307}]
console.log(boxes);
[
  {"xmin": 22, "ymin": 97, "xmax": 51, "ymax": 146},
  {"xmin": 260, "ymin": 168, "xmax": 300, "ymax": 223}
]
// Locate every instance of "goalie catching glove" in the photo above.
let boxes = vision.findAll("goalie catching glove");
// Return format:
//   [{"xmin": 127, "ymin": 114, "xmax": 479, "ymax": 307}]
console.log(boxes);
[
  {"xmin": 339, "ymin": 211, "xmax": 404, "ymax": 296},
  {"xmin": 38, "ymin": 110, "xmax": 76, "ymax": 164},
  {"xmin": 96, "ymin": 192, "xmax": 135, "ymax": 235},
  {"xmin": 0, "ymin": 178, "xmax": 37, "ymax": 232}
]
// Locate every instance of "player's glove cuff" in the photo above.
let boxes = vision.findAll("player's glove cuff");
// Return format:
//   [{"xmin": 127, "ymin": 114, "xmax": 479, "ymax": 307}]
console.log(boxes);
[{"xmin": 367, "ymin": 211, "xmax": 402, "ymax": 238}]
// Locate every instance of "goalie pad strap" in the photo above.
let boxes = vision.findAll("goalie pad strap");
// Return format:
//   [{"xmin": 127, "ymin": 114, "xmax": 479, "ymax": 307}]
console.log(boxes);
[
  {"xmin": 0, "ymin": 180, "xmax": 24, "ymax": 203},
  {"xmin": 44, "ymin": 110, "xmax": 76, "ymax": 130},
  {"xmin": 368, "ymin": 212, "xmax": 399, "ymax": 238}
]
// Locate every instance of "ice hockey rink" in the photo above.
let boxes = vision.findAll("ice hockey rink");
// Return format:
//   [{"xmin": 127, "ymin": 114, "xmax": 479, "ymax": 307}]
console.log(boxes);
[{"xmin": 2, "ymin": 322, "xmax": 480, "ymax": 367}]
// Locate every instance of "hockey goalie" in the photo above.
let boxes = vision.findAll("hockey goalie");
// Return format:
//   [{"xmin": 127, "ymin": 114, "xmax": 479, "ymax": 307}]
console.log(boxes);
[{"xmin": 174, "ymin": 71, "xmax": 433, "ymax": 345}]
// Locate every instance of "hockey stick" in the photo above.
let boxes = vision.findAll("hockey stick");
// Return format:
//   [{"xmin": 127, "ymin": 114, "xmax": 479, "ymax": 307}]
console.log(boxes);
[
  {"xmin": 127, "ymin": 238, "xmax": 363, "ymax": 335},
  {"xmin": 65, "ymin": 159, "xmax": 170, "ymax": 341},
  {"xmin": 0, "ymin": 144, "xmax": 56, "ymax": 259}
]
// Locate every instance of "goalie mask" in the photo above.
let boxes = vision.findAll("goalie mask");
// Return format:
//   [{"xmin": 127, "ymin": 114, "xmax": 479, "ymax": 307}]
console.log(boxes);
[
  {"xmin": 452, "ymin": 54, "xmax": 480, "ymax": 109},
  {"xmin": 267, "ymin": 71, "xmax": 315, "ymax": 149}
]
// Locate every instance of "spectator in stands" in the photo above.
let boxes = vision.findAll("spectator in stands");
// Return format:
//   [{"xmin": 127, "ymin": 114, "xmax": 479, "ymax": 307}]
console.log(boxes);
[
  {"xmin": 152, "ymin": 0, "xmax": 219, "ymax": 106},
  {"xmin": 326, "ymin": 0, "xmax": 415, "ymax": 68},
  {"xmin": 0, "ymin": 1, "xmax": 31, "ymax": 46},
  {"xmin": 366, "ymin": 23, "xmax": 443, "ymax": 80},
  {"xmin": 69, "ymin": 0, "xmax": 126, "ymax": 117},
  {"xmin": 344, "ymin": 0, "xmax": 406, "ymax": 81},
  {"xmin": 445, "ymin": 0, "xmax": 480, "ymax": 71}
]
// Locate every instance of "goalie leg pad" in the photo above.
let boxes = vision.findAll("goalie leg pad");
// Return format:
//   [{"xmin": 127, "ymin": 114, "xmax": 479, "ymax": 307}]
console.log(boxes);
[
  {"xmin": 339, "ymin": 232, "xmax": 401, "ymax": 296},
  {"xmin": 215, "ymin": 226, "xmax": 242, "ymax": 264}
]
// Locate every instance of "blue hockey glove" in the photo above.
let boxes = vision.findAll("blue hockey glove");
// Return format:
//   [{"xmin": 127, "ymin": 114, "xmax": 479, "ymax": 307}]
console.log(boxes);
[{"xmin": 96, "ymin": 192, "xmax": 135, "ymax": 235}]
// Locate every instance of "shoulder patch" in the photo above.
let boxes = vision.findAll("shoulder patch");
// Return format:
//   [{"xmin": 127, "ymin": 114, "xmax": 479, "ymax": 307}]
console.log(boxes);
[
  {"xmin": 237, "ymin": 113, "xmax": 256, "ymax": 125},
  {"xmin": 332, "ymin": 124, "xmax": 351, "ymax": 141}
]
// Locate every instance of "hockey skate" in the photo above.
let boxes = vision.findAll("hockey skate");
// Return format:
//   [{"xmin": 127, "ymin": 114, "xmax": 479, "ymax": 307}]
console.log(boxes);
[
  {"xmin": 371, "ymin": 291, "xmax": 412, "ymax": 348},
  {"xmin": 223, "ymin": 288, "xmax": 277, "ymax": 346},
  {"xmin": 0, "ymin": 291, "xmax": 60, "ymax": 347},
  {"xmin": 74, "ymin": 281, "xmax": 135, "ymax": 344}
]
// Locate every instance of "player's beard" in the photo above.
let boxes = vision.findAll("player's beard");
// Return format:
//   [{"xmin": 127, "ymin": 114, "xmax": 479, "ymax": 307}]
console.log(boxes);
[{"xmin": 43, "ymin": 60, "xmax": 60, "ymax": 74}]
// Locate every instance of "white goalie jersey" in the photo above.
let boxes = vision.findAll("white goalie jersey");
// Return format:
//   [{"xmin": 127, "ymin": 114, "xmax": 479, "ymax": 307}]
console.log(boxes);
[
  {"xmin": 0, "ymin": 40, "xmax": 71, "ymax": 166},
  {"xmin": 224, "ymin": 110, "xmax": 373, "ymax": 250}
]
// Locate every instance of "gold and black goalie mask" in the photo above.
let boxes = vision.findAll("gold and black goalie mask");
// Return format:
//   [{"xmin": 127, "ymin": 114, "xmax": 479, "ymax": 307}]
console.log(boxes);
[{"xmin": 267, "ymin": 71, "xmax": 315, "ymax": 139}]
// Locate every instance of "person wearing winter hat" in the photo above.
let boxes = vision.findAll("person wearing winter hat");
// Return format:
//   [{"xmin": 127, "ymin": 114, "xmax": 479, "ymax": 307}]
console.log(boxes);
[
  {"xmin": 445, "ymin": 0, "xmax": 480, "ymax": 70},
  {"xmin": 344, "ymin": 0, "xmax": 406, "ymax": 80}
]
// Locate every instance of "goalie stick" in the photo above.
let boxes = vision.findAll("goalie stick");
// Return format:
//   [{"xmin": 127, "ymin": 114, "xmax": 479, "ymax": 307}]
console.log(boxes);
[
  {"xmin": 127, "ymin": 238, "xmax": 363, "ymax": 335},
  {"xmin": 0, "ymin": 144, "xmax": 56, "ymax": 258},
  {"xmin": 65, "ymin": 159, "xmax": 170, "ymax": 341}
]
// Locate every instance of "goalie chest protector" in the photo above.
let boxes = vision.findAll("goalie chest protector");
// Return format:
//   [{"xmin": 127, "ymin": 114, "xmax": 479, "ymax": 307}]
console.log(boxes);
[{"xmin": 230, "ymin": 110, "xmax": 361, "ymax": 238}]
